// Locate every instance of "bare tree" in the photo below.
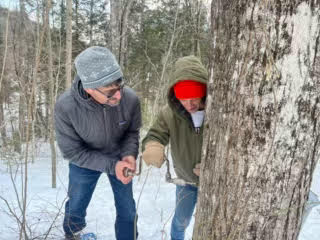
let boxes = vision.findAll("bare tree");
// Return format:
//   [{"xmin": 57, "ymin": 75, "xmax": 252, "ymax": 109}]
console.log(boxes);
[
  {"xmin": 110, "ymin": 0, "xmax": 134, "ymax": 68},
  {"xmin": 119, "ymin": 0, "xmax": 134, "ymax": 67},
  {"xmin": 89, "ymin": 0, "xmax": 94, "ymax": 45},
  {"xmin": 20, "ymin": 0, "xmax": 49, "ymax": 236},
  {"xmin": 16, "ymin": 0, "xmax": 29, "ymax": 153},
  {"xmin": 110, "ymin": 0, "xmax": 121, "ymax": 57},
  {"xmin": 45, "ymin": 0, "xmax": 57, "ymax": 188},
  {"xmin": 193, "ymin": 1, "xmax": 320, "ymax": 239},
  {"xmin": 0, "ymin": 8, "xmax": 9, "ymax": 146},
  {"xmin": 74, "ymin": 0, "xmax": 80, "ymax": 41},
  {"xmin": 184, "ymin": 0, "xmax": 202, "ymax": 56},
  {"xmin": 0, "ymin": 7, "xmax": 9, "ymax": 92},
  {"xmin": 66, "ymin": 0, "xmax": 72, "ymax": 89}
]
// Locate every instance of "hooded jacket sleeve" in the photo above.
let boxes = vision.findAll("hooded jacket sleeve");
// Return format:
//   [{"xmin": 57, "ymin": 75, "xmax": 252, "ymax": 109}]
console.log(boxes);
[
  {"xmin": 119, "ymin": 96, "xmax": 142, "ymax": 159},
  {"xmin": 142, "ymin": 107, "xmax": 170, "ymax": 150},
  {"xmin": 54, "ymin": 102, "xmax": 118, "ymax": 175}
]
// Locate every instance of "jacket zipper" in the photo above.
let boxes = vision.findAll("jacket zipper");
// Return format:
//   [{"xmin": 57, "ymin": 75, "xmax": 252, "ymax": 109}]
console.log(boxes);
[{"xmin": 103, "ymin": 107, "xmax": 108, "ymax": 147}]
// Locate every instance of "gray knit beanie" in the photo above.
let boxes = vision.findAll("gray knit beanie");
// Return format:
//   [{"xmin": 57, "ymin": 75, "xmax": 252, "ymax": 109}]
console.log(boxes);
[{"xmin": 75, "ymin": 46, "xmax": 123, "ymax": 89}]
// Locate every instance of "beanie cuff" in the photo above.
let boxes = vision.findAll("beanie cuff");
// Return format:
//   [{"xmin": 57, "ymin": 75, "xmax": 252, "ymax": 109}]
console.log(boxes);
[{"xmin": 81, "ymin": 68, "xmax": 123, "ymax": 89}]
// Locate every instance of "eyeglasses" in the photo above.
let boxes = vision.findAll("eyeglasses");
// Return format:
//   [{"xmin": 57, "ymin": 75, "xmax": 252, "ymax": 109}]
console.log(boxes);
[{"xmin": 95, "ymin": 82, "xmax": 124, "ymax": 99}]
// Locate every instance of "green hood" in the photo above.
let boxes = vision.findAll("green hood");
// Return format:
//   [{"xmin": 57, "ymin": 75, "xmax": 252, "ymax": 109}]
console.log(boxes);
[
  {"xmin": 142, "ymin": 56, "xmax": 209, "ymax": 184},
  {"xmin": 167, "ymin": 55, "xmax": 209, "ymax": 124}
]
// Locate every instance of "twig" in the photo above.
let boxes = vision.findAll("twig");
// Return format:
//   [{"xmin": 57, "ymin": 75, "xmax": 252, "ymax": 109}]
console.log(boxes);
[{"xmin": 134, "ymin": 166, "xmax": 151, "ymax": 240}]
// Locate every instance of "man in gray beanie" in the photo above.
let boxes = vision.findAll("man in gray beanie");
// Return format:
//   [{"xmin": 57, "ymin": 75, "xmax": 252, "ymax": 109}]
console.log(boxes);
[{"xmin": 55, "ymin": 46, "xmax": 141, "ymax": 240}]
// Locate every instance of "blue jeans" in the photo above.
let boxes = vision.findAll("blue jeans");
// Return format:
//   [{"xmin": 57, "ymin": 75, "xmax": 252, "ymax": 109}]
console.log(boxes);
[
  {"xmin": 171, "ymin": 184, "xmax": 198, "ymax": 240},
  {"xmin": 63, "ymin": 163, "xmax": 138, "ymax": 240}
]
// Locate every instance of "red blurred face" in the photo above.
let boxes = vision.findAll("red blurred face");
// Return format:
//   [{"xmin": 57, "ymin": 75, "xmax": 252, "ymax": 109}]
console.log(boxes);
[{"xmin": 179, "ymin": 98, "xmax": 204, "ymax": 113}]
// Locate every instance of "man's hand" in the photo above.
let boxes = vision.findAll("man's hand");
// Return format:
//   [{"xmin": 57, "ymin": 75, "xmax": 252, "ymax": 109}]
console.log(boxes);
[
  {"xmin": 115, "ymin": 156, "xmax": 136, "ymax": 184},
  {"xmin": 142, "ymin": 141, "xmax": 165, "ymax": 168},
  {"xmin": 122, "ymin": 155, "xmax": 136, "ymax": 171},
  {"xmin": 193, "ymin": 163, "xmax": 201, "ymax": 177}
]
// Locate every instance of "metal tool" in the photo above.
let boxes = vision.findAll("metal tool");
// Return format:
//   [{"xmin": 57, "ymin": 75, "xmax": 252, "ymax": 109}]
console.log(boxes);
[
  {"xmin": 123, "ymin": 156, "xmax": 142, "ymax": 177},
  {"xmin": 123, "ymin": 154, "xmax": 197, "ymax": 187}
]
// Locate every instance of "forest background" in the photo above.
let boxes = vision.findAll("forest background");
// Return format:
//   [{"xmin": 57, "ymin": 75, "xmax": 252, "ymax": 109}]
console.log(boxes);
[
  {"xmin": 1, "ymin": 0, "xmax": 320, "ymax": 240},
  {"xmin": 0, "ymin": 0, "xmax": 210, "ymax": 170},
  {"xmin": 0, "ymin": 0, "xmax": 211, "ymax": 239}
]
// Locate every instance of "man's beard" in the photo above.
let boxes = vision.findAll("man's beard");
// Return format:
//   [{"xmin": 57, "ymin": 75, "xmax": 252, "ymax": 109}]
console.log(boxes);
[{"xmin": 104, "ymin": 98, "xmax": 120, "ymax": 107}]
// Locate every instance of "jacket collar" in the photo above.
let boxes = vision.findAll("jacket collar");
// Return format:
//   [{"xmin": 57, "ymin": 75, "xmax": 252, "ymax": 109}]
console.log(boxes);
[{"xmin": 71, "ymin": 75, "xmax": 108, "ymax": 111}]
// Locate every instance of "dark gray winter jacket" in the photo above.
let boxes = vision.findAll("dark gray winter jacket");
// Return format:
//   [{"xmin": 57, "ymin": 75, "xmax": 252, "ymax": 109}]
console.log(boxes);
[{"xmin": 54, "ymin": 76, "xmax": 141, "ymax": 175}]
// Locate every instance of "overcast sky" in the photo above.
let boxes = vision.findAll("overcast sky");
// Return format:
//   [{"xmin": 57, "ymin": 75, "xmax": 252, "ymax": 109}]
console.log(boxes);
[{"xmin": 1, "ymin": 0, "xmax": 19, "ymax": 10}]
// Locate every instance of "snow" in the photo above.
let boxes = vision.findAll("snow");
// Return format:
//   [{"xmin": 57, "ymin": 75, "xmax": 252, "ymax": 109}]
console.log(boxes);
[
  {"xmin": 0, "ymin": 142, "xmax": 319, "ymax": 239},
  {"xmin": 299, "ymin": 163, "xmax": 320, "ymax": 240},
  {"xmin": 300, "ymin": 205, "xmax": 320, "ymax": 240},
  {"xmin": 0, "ymin": 142, "xmax": 194, "ymax": 240}
]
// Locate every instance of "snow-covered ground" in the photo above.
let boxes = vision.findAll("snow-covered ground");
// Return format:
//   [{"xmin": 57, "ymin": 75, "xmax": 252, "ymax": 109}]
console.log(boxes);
[
  {"xmin": 0, "ymin": 142, "xmax": 319, "ymax": 240},
  {"xmin": 299, "ymin": 163, "xmax": 320, "ymax": 240},
  {"xmin": 0, "ymin": 142, "xmax": 193, "ymax": 240}
]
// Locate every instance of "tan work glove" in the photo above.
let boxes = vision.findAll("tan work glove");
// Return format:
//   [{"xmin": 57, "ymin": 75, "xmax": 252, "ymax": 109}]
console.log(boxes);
[
  {"xmin": 142, "ymin": 141, "xmax": 165, "ymax": 168},
  {"xmin": 193, "ymin": 163, "xmax": 201, "ymax": 177}
]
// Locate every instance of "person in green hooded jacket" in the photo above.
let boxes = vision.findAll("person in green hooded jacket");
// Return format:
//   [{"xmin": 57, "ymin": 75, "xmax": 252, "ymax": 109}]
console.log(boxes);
[{"xmin": 141, "ymin": 55, "xmax": 208, "ymax": 240}]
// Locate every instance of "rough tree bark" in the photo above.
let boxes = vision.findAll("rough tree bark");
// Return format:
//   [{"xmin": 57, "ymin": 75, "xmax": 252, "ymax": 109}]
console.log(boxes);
[{"xmin": 193, "ymin": 1, "xmax": 320, "ymax": 240}]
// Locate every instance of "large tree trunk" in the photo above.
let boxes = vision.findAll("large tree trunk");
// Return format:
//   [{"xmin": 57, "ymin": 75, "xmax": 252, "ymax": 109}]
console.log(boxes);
[{"xmin": 193, "ymin": 1, "xmax": 320, "ymax": 240}]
